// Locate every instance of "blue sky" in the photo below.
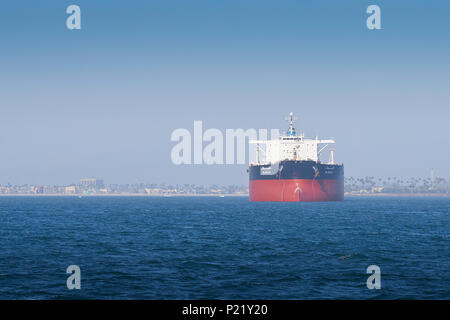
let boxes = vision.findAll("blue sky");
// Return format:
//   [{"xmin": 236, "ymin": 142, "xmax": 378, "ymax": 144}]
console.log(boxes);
[{"xmin": 1, "ymin": 0, "xmax": 449, "ymax": 185}]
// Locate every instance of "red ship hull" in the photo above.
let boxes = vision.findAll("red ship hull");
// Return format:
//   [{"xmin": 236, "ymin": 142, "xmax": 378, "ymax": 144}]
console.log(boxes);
[
  {"xmin": 248, "ymin": 160, "xmax": 344, "ymax": 202},
  {"xmin": 249, "ymin": 179, "xmax": 343, "ymax": 202}
]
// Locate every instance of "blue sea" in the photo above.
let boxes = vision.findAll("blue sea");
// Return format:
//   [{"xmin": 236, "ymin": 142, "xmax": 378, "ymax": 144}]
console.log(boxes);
[{"xmin": 0, "ymin": 196, "xmax": 449, "ymax": 299}]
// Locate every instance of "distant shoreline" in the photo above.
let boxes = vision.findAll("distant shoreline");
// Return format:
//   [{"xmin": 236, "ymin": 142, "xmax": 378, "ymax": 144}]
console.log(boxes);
[
  {"xmin": 345, "ymin": 193, "xmax": 450, "ymax": 197},
  {"xmin": 0, "ymin": 194, "xmax": 248, "ymax": 197},
  {"xmin": 0, "ymin": 193, "xmax": 449, "ymax": 198}
]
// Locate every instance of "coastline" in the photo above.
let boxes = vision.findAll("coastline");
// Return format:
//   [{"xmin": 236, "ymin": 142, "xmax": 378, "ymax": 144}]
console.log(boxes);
[
  {"xmin": 345, "ymin": 193, "xmax": 450, "ymax": 197},
  {"xmin": 0, "ymin": 193, "xmax": 248, "ymax": 197},
  {"xmin": 0, "ymin": 193, "xmax": 449, "ymax": 197}
]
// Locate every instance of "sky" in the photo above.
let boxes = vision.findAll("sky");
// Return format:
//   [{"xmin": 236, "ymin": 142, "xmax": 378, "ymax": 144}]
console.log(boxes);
[{"xmin": 0, "ymin": 0, "xmax": 449, "ymax": 185}]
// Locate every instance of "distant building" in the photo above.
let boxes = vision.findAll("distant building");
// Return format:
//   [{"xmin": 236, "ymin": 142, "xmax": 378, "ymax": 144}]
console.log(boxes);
[
  {"xmin": 79, "ymin": 178, "xmax": 104, "ymax": 189},
  {"xmin": 65, "ymin": 186, "xmax": 77, "ymax": 194},
  {"xmin": 43, "ymin": 186, "xmax": 55, "ymax": 194},
  {"xmin": 31, "ymin": 186, "xmax": 44, "ymax": 194}
]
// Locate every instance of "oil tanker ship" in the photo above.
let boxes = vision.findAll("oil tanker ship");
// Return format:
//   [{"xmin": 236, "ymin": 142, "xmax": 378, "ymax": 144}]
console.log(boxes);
[{"xmin": 248, "ymin": 113, "xmax": 344, "ymax": 202}]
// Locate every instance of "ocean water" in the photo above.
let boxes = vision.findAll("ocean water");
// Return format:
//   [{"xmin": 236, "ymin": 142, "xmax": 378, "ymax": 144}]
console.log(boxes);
[{"xmin": 0, "ymin": 196, "xmax": 448, "ymax": 299}]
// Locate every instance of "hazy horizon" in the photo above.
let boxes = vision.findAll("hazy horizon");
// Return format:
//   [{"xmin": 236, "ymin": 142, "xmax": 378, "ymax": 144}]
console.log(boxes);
[{"xmin": 1, "ymin": 0, "xmax": 449, "ymax": 185}]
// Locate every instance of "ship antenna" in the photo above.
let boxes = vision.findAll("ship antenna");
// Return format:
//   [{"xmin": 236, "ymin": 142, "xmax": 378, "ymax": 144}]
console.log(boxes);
[{"xmin": 285, "ymin": 112, "xmax": 298, "ymax": 136}]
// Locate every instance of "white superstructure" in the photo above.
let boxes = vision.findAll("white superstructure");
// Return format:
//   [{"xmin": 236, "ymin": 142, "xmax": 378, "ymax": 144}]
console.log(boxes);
[{"xmin": 249, "ymin": 112, "xmax": 335, "ymax": 165}]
